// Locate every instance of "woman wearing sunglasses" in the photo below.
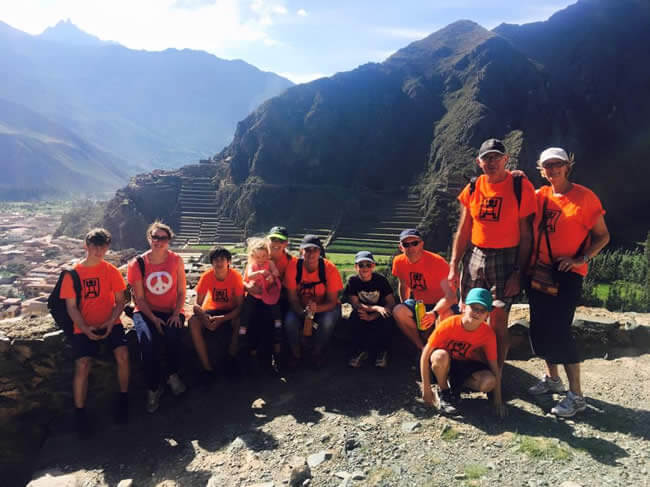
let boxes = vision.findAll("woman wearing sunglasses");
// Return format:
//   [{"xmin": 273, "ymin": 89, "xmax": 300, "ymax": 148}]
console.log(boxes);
[
  {"xmin": 527, "ymin": 148, "xmax": 609, "ymax": 418},
  {"xmin": 127, "ymin": 221, "xmax": 187, "ymax": 413},
  {"xmin": 345, "ymin": 251, "xmax": 396, "ymax": 368}
]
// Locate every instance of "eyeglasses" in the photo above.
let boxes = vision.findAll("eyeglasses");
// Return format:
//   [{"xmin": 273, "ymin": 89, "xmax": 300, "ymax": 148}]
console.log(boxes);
[
  {"xmin": 357, "ymin": 262, "xmax": 374, "ymax": 268},
  {"xmin": 541, "ymin": 160, "xmax": 567, "ymax": 170},
  {"xmin": 401, "ymin": 240, "xmax": 421, "ymax": 248},
  {"xmin": 151, "ymin": 234, "xmax": 170, "ymax": 241}
]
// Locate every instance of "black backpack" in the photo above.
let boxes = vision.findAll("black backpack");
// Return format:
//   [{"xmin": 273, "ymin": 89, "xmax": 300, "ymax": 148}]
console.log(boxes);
[
  {"xmin": 48, "ymin": 269, "xmax": 81, "ymax": 337},
  {"xmin": 470, "ymin": 173, "xmax": 523, "ymax": 207},
  {"xmin": 296, "ymin": 257, "xmax": 327, "ymax": 288}
]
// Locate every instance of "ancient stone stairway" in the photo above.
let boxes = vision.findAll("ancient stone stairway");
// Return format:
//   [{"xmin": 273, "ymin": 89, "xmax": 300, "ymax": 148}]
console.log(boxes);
[
  {"xmin": 174, "ymin": 177, "xmax": 244, "ymax": 246},
  {"xmin": 328, "ymin": 191, "xmax": 422, "ymax": 255}
]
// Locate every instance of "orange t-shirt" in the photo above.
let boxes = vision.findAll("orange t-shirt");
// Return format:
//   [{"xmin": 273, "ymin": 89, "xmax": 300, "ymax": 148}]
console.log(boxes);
[
  {"xmin": 428, "ymin": 315, "xmax": 497, "ymax": 362},
  {"xmin": 60, "ymin": 260, "xmax": 126, "ymax": 334},
  {"xmin": 532, "ymin": 184, "xmax": 605, "ymax": 277},
  {"xmin": 127, "ymin": 251, "xmax": 185, "ymax": 313},
  {"xmin": 458, "ymin": 172, "xmax": 536, "ymax": 248},
  {"xmin": 391, "ymin": 251, "xmax": 449, "ymax": 305},
  {"xmin": 196, "ymin": 268, "xmax": 244, "ymax": 311},
  {"xmin": 284, "ymin": 258, "xmax": 343, "ymax": 307}
]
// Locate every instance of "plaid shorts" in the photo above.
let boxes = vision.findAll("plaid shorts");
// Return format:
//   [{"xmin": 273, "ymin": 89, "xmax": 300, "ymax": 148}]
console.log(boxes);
[{"xmin": 460, "ymin": 245, "xmax": 519, "ymax": 311}]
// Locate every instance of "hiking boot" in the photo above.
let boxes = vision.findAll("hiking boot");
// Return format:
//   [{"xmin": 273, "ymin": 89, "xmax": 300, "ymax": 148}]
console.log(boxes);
[
  {"xmin": 551, "ymin": 391, "xmax": 587, "ymax": 417},
  {"xmin": 146, "ymin": 387, "xmax": 163, "ymax": 413},
  {"xmin": 348, "ymin": 351, "xmax": 368, "ymax": 368},
  {"xmin": 167, "ymin": 373, "xmax": 187, "ymax": 396},
  {"xmin": 438, "ymin": 388, "xmax": 458, "ymax": 415},
  {"xmin": 374, "ymin": 351, "xmax": 388, "ymax": 368},
  {"xmin": 528, "ymin": 375, "xmax": 565, "ymax": 395}
]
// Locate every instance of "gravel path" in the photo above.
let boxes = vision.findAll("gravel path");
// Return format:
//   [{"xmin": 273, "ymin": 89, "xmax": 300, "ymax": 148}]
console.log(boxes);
[{"xmin": 28, "ymin": 345, "xmax": 650, "ymax": 487}]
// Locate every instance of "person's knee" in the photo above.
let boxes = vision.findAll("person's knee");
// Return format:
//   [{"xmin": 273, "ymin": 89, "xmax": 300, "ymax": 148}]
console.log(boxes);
[
  {"xmin": 75, "ymin": 357, "xmax": 92, "ymax": 376},
  {"xmin": 431, "ymin": 349, "xmax": 450, "ymax": 367},
  {"xmin": 114, "ymin": 346, "xmax": 129, "ymax": 366},
  {"xmin": 478, "ymin": 373, "xmax": 496, "ymax": 392},
  {"xmin": 393, "ymin": 304, "xmax": 413, "ymax": 325}
]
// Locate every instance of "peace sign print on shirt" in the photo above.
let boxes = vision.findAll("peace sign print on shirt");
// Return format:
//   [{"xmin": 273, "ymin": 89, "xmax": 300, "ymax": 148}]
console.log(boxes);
[{"xmin": 146, "ymin": 271, "xmax": 174, "ymax": 295}]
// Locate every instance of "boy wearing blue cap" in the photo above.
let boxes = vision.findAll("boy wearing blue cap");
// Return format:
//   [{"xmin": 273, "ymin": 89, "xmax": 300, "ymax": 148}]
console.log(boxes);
[
  {"xmin": 345, "ymin": 251, "xmax": 396, "ymax": 368},
  {"xmin": 420, "ymin": 288, "xmax": 506, "ymax": 417}
]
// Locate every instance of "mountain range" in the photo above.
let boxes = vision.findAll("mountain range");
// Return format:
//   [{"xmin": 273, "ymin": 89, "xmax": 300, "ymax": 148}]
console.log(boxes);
[
  {"xmin": 98, "ymin": 0, "xmax": 649, "ymax": 248},
  {"xmin": 0, "ymin": 19, "xmax": 292, "ymax": 199}
]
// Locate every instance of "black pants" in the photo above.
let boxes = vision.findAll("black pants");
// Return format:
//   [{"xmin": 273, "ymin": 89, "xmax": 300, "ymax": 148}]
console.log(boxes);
[
  {"xmin": 528, "ymin": 271, "xmax": 583, "ymax": 364},
  {"xmin": 134, "ymin": 311, "xmax": 184, "ymax": 391},
  {"xmin": 349, "ymin": 310, "xmax": 393, "ymax": 356},
  {"xmin": 241, "ymin": 295, "xmax": 281, "ymax": 356}
]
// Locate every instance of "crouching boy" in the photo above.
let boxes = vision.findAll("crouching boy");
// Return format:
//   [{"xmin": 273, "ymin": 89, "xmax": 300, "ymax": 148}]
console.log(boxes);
[
  {"xmin": 60, "ymin": 228, "xmax": 129, "ymax": 436},
  {"xmin": 420, "ymin": 288, "xmax": 506, "ymax": 417}
]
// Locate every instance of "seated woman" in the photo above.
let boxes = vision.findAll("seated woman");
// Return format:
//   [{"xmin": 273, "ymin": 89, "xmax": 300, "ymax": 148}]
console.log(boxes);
[
  {"xmin": 345, "ymin": 251, "xmax": 395, "ymax": 368},
  {"xmin": 127, "ymin": 221, "xmax": 186, "ymax": 414},
  {"xmin": 188, "ymin": 246, "xmax": 244, "ymax": 381}
]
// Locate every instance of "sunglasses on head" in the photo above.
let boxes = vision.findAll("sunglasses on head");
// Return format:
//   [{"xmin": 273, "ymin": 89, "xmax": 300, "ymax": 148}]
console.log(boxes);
[
  {"xmin": 151, "ymin": 234, "xmax": 170, "ymax": 241},
  {"xmin": 401, "ymin": 240, "xmax": 421, "ymax": 248},
  {"xmin": 357, "ymin": 262, "xmax": 374, "ymax": 268}
]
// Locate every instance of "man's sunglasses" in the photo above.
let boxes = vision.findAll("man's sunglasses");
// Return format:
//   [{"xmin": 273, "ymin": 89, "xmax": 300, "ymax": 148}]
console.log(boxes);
[
  {"xmin": 357, "ymin": 262, "xmax": 374, "ymax": 268},
  {"xmin": 401, "ymin": 240, "xmax": 421, "ymax": 248},
  {"xmin": 151, "ymin": 234, "xmax": 170, "ymax": 241}
]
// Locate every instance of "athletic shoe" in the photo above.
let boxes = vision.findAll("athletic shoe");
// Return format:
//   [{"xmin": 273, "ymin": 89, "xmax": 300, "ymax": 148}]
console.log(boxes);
[
  {"xmin": 146, "ymin": 387, "xmax": 163, "ymax": 413},
  {"xmin": 551, "ymin": 391, "xmax": 587, "ymax": 417},
  {"xmin": 438, "ymin": 388, "xmax": 458, "ymax": 415},
  {"xmin": 167, "ymin": 373, "xmax": 187, "ymax": 396},
  {"xmin": 374, "ymin": 351, "xmax": 388, "ymax": 368},
  {"xmin": 528, "ymin": 375, "xmax": 565, "ymax": 395},
  {"xmin": 348, "ymin": 351, "xmax": 368, "ymax": 368}
]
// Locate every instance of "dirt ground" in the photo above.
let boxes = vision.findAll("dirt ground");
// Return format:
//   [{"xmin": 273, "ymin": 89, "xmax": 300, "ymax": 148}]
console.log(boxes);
[{"xmin": 21, "ymin": 333, "xmax": 650, "ymax": 487}]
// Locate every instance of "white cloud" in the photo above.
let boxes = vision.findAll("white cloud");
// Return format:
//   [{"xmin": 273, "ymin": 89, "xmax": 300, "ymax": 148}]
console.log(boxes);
[
  {"xmin": 0, "ymin": 0, "xmax": 281, "ymax": 52},
  {"xmin": 278, "ymin": 71, "xmax": 328, "ymax": 84},
  {"xmin": 297, "ymin": 8, "xmax": 307, "ymax": 17}
]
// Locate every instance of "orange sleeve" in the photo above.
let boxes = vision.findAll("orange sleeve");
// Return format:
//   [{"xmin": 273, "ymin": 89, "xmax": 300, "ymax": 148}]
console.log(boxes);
[
  {"xmin": 457, "ymin": 183, "xmax": 471, "ymax": 208},
  {"xmin": 284, "ymin": 259, "xmax": 298, "ymax": 290},
  {"xmin": 59, "ymin": 272, "xmax": 76, "ymax": 300},
  {"xmin": 427, "ymin": 316, "xmax": 452, "ymax": 347},
  {"xmin": 519, "ymin": 178, "xmax": 537, "ymax": 218},
  {"xmin": 391, "ymin": 255, "xmax": 402, "ymax": 278},
  {"xmin": 325, "ymin": 261, "xmax": 343, "ymax": 293},
  {"xmin": 583, "ymin": 189, "xmax": 605, "ymax": 230}
]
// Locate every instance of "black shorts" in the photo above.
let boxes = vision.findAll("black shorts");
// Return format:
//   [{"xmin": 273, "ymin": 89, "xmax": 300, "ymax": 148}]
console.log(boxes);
[
  {"xmin": 72, "ymin": 324, "xmax": 128, "ymax": 360},
  {"xmin": 203, "ymin": 309, "xmax": 234, "ymax": 332},
  {"xmin": 448, "ymin": 359, "xmax": 489, "ymax": 389}
]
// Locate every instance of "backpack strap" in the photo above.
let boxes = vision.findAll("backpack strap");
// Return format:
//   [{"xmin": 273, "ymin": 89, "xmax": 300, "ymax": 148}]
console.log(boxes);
[
  {"xmin": 513, "ymin": 173, "xmax": 523, "ymax": 208},
  {"xmin": 137, "ymin": 255, "xmax": 145, "ymax": 277},
  {"xmin": 469, "ymin": 176, "xmax": 478, "ymax": 195},
  {"xmin": 295, "ymin": 257, "xmax": 327, "ymax": 286}
]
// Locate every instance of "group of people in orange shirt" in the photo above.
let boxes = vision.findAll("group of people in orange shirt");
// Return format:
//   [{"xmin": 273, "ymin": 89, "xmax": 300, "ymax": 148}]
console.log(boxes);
[{"xmin": 60, "ymin": 138, "xmax": 609, "ymax": 437}]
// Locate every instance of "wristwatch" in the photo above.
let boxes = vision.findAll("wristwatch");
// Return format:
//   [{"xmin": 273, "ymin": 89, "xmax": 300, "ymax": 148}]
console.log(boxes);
[{"xmin": 582, "ymin": 254, "xmax": 590, "ymax": 264}]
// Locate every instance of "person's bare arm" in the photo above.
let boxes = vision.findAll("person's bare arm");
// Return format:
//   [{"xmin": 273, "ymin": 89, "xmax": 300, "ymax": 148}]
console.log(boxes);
[
  {"xmin": 287, "ymin": 288, "xmax": 304, "ymax": 316},
  {"xmin": 313, "ymin": 290, "xmax": 338, "ymax": 313},
  {"xmin": 397, "ymin": 277, "xmax": 409, "ymax": 302},
  {"xmin": 488, "ymin": 359, "xmax": 506, "ymax": 418},
  {"xmin": 449, "ymin": 206, "xmax": 472, "ymax": 289},
  {"xmin": 168, "ymin": 261, "xmax": 187, "ymax": 327},
  {"xmin": 65, "ymin": 298, "xmax": 99, "ymax": 340},
  {"xmin": 94, "ymin": 291, "xmax": 126, "ymax": 338},
  {"xmin": 268, "ymin": 260, "xmax": 280, "ymax": 278},
  {"xmin": 420, "ymin": 343, "xmax": 436, "ymax": 406},
  {"xmin": 505, "ymin": 215, "xmax": 533, "ymax": 297}
]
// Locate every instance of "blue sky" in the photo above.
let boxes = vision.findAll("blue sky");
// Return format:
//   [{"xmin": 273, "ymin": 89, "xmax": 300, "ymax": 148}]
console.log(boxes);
[{"xmin": 1, "ymin": 0, "xmax": 576, "ymax": 83}]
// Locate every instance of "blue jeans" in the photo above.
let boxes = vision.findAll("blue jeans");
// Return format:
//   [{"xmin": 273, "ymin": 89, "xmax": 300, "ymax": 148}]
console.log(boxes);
[{"xmin": 285, "ymin": 305, "xmax": 341, "ymax": 354}]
